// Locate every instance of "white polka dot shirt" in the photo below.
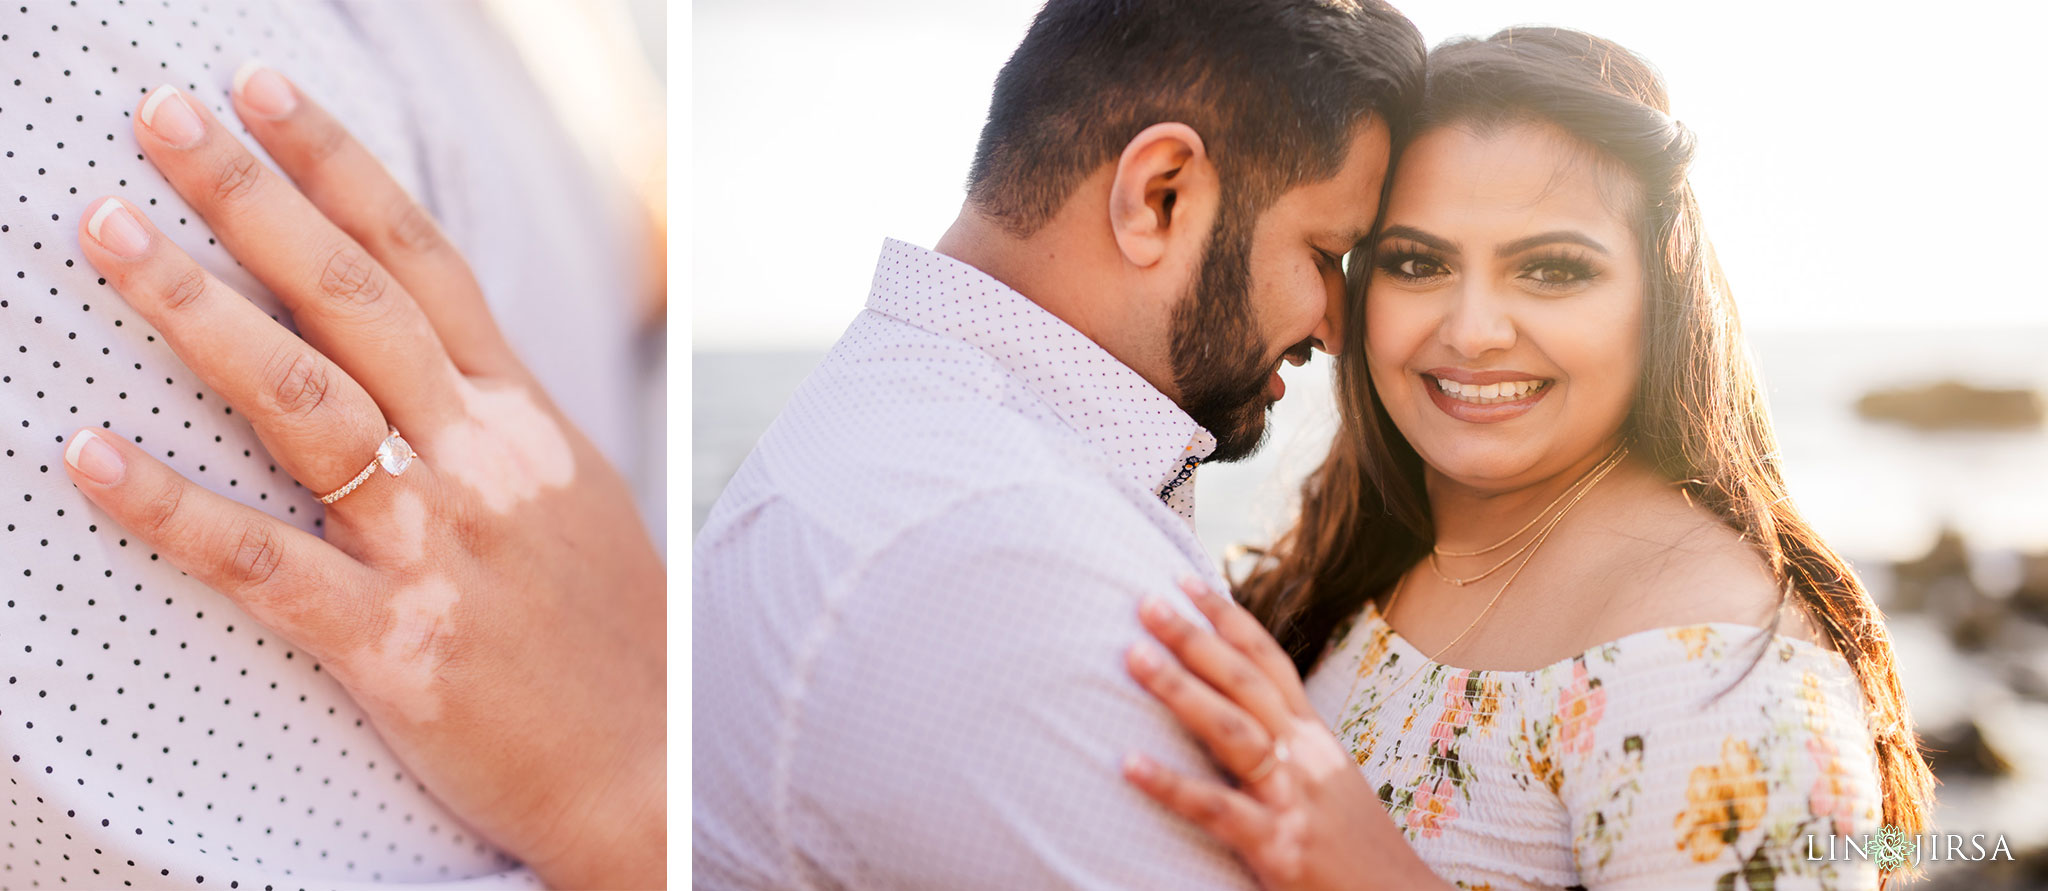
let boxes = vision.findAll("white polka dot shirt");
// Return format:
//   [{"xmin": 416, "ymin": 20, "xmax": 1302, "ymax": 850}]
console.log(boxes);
[
  {"xmin": 693, "ymin": 239, "xmax": 1258, "ymax": 889},
  {"xmin": 1, "ymin": 2, "xmax": 659, "ymax": 888}
]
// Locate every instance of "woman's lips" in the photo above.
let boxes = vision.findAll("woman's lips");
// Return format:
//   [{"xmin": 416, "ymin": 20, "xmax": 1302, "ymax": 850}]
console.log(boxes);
[{"xmin": 1422, "ymin": 373, "xmax": 1551, "ymax": 423}]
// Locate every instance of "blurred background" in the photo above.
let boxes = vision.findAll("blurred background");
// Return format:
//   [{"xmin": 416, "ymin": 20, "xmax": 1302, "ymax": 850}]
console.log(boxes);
[
  {"xmin": 692, "ymin": 1, "xmax": 2048, "ymax": 884},
  {"xmin": 484, "ymin": 0, "xmax": 670, "ymax": 539}
]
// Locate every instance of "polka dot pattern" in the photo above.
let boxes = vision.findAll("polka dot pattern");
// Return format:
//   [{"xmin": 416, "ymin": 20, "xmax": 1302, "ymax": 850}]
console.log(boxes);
[
  {"xmin": 861, "ymin": 238, "xmax": 1219, "ymax": 520},
  {"xmin": 1, "ymin": 2, "xmax": 659, "ymax": 888},
  {"xmin": 693, "ymin": 239, "xmax": 1250, "ymax": 887}
]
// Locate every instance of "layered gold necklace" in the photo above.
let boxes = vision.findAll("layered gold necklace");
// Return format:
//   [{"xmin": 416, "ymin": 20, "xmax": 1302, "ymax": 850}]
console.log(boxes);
[{"xmin": 1336, "ymin": 442, "xmax": 1631, "ymax": 725}]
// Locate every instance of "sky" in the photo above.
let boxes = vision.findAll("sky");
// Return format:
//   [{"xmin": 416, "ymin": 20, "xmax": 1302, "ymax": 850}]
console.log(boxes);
[{"xmin": 692, "ymin": 0, "xmax": 2048, "ymax": 350}]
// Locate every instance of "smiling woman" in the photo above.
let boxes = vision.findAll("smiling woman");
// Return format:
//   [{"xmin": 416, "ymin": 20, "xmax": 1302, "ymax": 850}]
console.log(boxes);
[{"xmin": 1124, "ymin": 26, "xmax": 1935, "ymax": 891}]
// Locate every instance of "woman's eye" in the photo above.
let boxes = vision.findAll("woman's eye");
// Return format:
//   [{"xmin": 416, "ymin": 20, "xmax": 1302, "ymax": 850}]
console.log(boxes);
[
  {"xmin": 1520, "ymin": 259, "xmax": 1596, "ymax": 287},
  {"xmin": 1385, "ymin": 256, "xmax": 1446, "ymax": 279}
]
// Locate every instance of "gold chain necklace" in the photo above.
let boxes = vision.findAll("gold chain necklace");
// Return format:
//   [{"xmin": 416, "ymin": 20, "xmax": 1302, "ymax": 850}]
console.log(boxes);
[
  {"xmin": 1426, "ymin": 443, "xmax": 1629, "ymax": 587},
  {"xmin": 1430, "ymin": 444, "xmax": 1625, "ymax": 557},
  {"xmin": 1333, "ymin": 445, "xmax": 1629, "ymax": 734},
  {"xmin": 1427, "ymin": 535, "xmax": 1540, "ymax": 588}
]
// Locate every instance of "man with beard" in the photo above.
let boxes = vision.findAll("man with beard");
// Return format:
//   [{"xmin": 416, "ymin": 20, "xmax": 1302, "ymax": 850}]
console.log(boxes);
[{"xmin": 694, "ymin": 1, "xmax": 1423, "ymax": 886}]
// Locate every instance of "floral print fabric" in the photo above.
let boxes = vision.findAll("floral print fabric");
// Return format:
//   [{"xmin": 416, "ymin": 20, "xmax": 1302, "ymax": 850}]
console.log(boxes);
[{"xmin": 1299, "ymin": 601, "xmax": 1885, "ymax": 890}]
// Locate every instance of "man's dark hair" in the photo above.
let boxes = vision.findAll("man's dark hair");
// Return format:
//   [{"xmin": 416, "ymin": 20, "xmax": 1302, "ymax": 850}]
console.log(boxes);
[{"xmin": 965, "ymin": 0, "xmax": 1426, "ymax": 238}]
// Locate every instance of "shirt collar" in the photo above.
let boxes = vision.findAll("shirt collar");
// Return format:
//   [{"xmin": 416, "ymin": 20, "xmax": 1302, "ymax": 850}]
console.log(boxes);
[{"xmin": 863, "ymin": 238, "xmax": 1218, "ymax": 519}]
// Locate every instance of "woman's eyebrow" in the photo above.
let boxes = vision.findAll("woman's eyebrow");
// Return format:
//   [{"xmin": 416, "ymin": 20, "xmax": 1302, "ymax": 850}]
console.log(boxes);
[
  {"xmin": 1376, "ymin": 225, "xmax": 1456, "ymax": 254},
  {"xmin": 1495, "ymin": 230, "xmax": 1610, "ymax": 257}
]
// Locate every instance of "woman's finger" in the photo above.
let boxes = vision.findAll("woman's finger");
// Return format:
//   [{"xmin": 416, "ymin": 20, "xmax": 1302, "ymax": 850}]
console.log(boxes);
[
  {"xmin": 1122, "ymin": 752, "xmax": 1276, "ymax": 854},
  {"xmin": 1126, "ymin": 639, "xmax": 1279, "ymax": 784},
  {"xmin": 77, "ymin": 195, "xmax": 431, "ymax": 511},
  {"xmin": 1178, "ymin": 578, "xmax": 1318, "ymax": 718},
  {"xmin": 229, "ymin": 60, "xmax": 518, "ymax": 378},
  {"xmin": 129, "ymin": 82, "xmax": 463, "ymax": 431},
  {"xmin": 61, "ymin": 427, "xmax": 376, "ymax": 656},
  {"xmin": 1138, "ymin": 595, "xmax": 1299, "ymax": 737}
]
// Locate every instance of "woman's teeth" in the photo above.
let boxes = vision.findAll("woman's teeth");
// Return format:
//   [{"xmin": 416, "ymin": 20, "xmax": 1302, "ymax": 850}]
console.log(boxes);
[{"xmin": 1434, "ymin": 376, "xmax": 1550, "ymax": 405}]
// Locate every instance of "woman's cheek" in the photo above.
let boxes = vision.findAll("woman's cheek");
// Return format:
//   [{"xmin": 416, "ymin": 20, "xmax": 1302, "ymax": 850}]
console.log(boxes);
[
  {"xmin": 1363, "ymin": 291, "xmax": 1426, "ymax": 411},
  {"xmin": 1555, "ymin": 291, "xmax": 1646, "ymax": 436}
]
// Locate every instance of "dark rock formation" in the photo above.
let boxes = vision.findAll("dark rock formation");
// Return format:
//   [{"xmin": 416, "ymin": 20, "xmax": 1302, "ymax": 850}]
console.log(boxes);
[
  {"xmin": 1922, "ymin": 719, "xmax": 2014, "ymax": 779},
  {"xmin": 1857, "ymin": 380, "xmax": 2044, "ymax": 431},
  {"xmin": 1891, "ymin": 528, "xmax": 1973, "ymax": 614},
  {"xmin": 2010, "ymin": 552, "xmax": 2048, "ymax": 622}
]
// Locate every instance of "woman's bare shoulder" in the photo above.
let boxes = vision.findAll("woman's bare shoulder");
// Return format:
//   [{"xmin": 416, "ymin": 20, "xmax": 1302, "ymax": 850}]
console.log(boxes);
[{"xmin": 1581, "ymin": 482, "xmax": 1834, "ymax": 650}]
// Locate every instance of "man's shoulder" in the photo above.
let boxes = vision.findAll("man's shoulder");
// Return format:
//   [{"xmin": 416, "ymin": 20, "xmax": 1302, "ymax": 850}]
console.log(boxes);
[
  {"xmin": 797, "ymin": 308, "xmax": 1047, "ymax": 426},
  {"xmin": 704, "ymin": 443, "xmax": 1172, "ymax": 573},
  {"xmin": 708, "ymin": 309, "xmax": 1133, "ymax": 534}
]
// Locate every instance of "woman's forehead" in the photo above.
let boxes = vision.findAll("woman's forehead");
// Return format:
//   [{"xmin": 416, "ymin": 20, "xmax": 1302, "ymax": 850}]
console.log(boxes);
[{"xmin": 1385, "ymin": 122, "xmax": 1639, "ymax": 241}]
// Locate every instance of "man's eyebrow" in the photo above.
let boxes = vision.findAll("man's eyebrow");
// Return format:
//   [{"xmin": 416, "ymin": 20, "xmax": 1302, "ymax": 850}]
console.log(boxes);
[
  {"xmin": 1495, "ymin": 230, "xmax": 1610, "ymax": 258},
  {"xmin": 1376, "ymin": 225, "xmax": 1456, "ymax": 254}
]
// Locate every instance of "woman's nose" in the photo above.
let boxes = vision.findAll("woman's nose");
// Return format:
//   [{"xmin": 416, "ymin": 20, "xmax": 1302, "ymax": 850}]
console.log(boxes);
[{"xmin": 1437, "ymin": 282, "xmax": 1516, "ymax": 358}]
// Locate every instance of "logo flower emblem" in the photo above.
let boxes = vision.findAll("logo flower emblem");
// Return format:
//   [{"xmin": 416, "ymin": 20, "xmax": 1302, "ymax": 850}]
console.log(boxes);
[{"xmin": 1869, "ymin": 824, "xmax": 1918, "ymax": 871}]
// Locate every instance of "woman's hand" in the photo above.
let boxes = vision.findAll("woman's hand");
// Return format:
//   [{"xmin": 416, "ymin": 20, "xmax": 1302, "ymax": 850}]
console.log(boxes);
[
  {"xmin": 61, "ymin": 64, "xmax": 664, "ymax": 889},
  {"xmin": 1123, "ymin": 579, "xmax": 1448, "ymax": 891}
]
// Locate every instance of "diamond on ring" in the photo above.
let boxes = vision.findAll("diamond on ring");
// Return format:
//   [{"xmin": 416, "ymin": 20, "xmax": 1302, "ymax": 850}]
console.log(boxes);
[
  {"xmin": 377, "ymin": 429, "xmax": 414, "ymax": 476},
  {"xmin": 317, "ymin": 425, "xmax": 418, "ymax": 505}
]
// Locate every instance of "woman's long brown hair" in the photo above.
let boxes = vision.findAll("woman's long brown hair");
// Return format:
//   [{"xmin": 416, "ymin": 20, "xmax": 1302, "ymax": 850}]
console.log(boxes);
[{"xmin": 1233, "ymin": 25, "xmax": 1935, "ymax": 863}]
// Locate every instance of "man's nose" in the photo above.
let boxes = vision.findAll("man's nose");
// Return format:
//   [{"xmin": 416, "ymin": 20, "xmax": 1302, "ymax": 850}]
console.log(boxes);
[
  {"xmin": 1312, "ymin": 278, "xmax": 1347, "ymax": 357},
  {"xmin": 1310, "ymin": 322, "xmax": 1342, "ymax": 358}
]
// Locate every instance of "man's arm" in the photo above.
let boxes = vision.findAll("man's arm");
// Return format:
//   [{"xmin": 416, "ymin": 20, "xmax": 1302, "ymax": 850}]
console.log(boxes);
[{"xmin": 778, "ymin": 478, "xmax": 1260, "ymax": 889}]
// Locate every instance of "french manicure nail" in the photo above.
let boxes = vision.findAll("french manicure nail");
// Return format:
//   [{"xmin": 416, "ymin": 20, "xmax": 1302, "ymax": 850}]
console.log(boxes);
[
  {"xmin": 233, "ymin": 59, "xmax": 296, "ymax": 119},
  {"xmin": 65, "ymin": 429, "xmax": 125, "ymax": 486},
  {"xmin": 1129, "ymin": 641, "xmax": 1161, "ymax": 671},
  {"xmin": 1139, "ymin": 595, "xmax": 1171, "ymax": 622},
  {"xmin": 86, "ymin": 198, "xmax": 149, "ymax": 258},
  {"xmin": 141, "ymin": 84, "xmax": 205, "ymax": 148}
]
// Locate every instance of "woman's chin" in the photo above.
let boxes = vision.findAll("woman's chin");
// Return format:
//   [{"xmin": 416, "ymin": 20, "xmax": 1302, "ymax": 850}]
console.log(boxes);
[{"xmin": 1409, "ymin": 435, "xmax": 1549, "ymax": 489}]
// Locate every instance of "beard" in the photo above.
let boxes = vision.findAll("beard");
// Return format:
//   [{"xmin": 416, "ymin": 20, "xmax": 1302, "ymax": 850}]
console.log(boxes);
[{"xmin": 1167, "ymin": 197, "xmax": 1313, "ymax": 464}]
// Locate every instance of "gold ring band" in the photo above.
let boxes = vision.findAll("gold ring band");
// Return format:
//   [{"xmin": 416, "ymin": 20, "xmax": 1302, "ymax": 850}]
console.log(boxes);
[
  {"xmin": 318, "ymin": 425, "xmax": 418, "ymax": 505},
  {"xmin": 1242, "ymin": 738, "xmax": 1288, "ymax": 784}
]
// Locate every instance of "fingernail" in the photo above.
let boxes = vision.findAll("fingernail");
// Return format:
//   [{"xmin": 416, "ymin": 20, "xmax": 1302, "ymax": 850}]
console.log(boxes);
[
  {"xmin": 1139, "ymin": 595, "xmax": 1171, "ymax": 623},
  {"xmin": 141, "ymin": 84, "xmax": 205, "ymax": 148},
  {"xmin": 65, "ymin": 429, "xmax": 125, "ymax": 486},
  {"xmin": 87, "ymin": 198, "xmax": 150, "ymax": 258},
  {"xmin": 1123, "ymin": 752, "xmax": 1152, "ymax": 781},
  {"xmin": 1128, "ymin": 641, "xmax": 1161, "ymax": 672},
  {"xmin": 233, "ymin": 59, "xmax": 296, "ymax": 120}
]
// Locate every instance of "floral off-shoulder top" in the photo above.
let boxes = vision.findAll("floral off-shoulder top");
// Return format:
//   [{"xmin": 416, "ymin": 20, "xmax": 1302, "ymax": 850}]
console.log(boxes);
[{"xmin": 1300, "ymin": 600, "xmax": 1885, "ymax": 891}]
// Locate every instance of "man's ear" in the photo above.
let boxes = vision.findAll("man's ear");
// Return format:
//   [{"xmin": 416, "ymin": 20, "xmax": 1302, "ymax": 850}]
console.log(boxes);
[{"xmin": 1107, "ymin": 122, "xmax": 1216, "ymax": 269}]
